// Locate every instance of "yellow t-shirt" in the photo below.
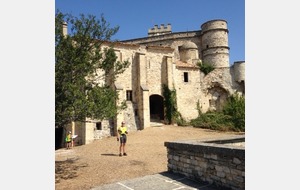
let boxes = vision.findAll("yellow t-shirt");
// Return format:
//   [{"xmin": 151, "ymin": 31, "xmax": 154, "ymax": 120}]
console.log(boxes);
[
  {"xmin": 118, "ymin": 126, "xmax": 127, "ymax": 135},
  {"xmin": 65, "ymin": 134, "xmax": 71, "ymax": 142}
]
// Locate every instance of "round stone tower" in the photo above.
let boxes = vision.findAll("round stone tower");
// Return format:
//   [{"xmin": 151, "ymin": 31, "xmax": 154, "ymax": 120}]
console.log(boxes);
[
  {"xmin": 179, "ymin": 41, "xmax": 199, "ymax": 64},
  {"xmin": 233, "ymin": 61, "xmax": 245, "ymax": 82},
  {"xmin": 200, "ymin": 19, "xmax": 229, "ymax": 68}
]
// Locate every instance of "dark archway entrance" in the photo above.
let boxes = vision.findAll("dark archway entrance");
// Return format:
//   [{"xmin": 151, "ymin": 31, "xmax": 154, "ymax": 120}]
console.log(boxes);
[
  {"xmin": 149, "ymin": 95, "xmax": 164, "ymax": 121},
  {"xmin": 55, "ymin": 127, "xmax": 63, "ymax": 150}
]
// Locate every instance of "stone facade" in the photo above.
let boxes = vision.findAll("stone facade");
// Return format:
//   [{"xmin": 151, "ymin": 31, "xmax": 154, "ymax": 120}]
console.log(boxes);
[{"xmin": 67, "ymin": 19, "xmax": 245, "ymax": 145}]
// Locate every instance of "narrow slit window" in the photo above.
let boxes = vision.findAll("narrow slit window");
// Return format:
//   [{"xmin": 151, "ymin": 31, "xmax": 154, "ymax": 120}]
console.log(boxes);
[
  {"xmin": 184, "ymin": 72, "xmax": 189, "ymax": 82},
  {"xmin": 135, "ymin": 109, "xmax": 138, "ymax": 116},
  {"xmin": 126, "ymin": 90, "xmax": 132, "ymax": 101}
]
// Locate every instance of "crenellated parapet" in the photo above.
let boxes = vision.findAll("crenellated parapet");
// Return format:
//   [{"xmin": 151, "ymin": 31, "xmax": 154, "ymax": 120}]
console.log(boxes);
[{"xmin": 148, "ymin": 23, "xmax": 172, "ymax": 37}]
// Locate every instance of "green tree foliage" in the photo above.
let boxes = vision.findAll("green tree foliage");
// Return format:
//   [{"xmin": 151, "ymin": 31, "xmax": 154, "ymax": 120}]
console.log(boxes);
[
  {"xmin": 55, "ymin": 10, "xmax": 129, "ymax": 128},
  {"xmin": 222, "ymin": 92, "xmax": 245, "ymax": 131},
  {"xmin": 198, "ymin": 62, "xmax": 214, "ymax": 75}
]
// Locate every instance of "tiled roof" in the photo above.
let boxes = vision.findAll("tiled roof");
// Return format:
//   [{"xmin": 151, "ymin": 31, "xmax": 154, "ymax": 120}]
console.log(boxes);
[{"xmin": 175, "ymin": 61, "xmax": 199, "ymax": 69}]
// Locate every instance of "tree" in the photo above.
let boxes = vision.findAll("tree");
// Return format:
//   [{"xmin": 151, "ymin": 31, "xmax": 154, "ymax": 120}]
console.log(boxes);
[{"xmin": 55, "ymin": 10, "xmax": 130, "ymax": 128}]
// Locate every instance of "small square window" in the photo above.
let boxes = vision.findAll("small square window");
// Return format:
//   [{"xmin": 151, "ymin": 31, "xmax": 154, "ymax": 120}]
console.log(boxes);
[{"xmin": 96, "ymin": 122, "xmax": 102, "ymax": 130}]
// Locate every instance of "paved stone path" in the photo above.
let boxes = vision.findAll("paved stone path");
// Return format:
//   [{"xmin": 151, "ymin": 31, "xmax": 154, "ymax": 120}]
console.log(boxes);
[{"xmin": 91, "ymin": 172, "xmax": 221, "ymax": 190}]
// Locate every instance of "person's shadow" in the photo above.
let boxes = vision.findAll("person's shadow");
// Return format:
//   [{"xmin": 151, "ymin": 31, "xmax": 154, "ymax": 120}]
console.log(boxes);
[{"xmin": 101, "ymin": 153, "xmax": 118, "ymax": 156}]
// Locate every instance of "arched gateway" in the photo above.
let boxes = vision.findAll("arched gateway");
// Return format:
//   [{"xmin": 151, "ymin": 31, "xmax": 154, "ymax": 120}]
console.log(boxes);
[{"xmin": 149, "ymin": 94, "xmax": 164, "ymax": 121}]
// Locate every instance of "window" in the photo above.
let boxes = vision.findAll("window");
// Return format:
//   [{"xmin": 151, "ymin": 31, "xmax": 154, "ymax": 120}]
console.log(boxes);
[
  {"xmin": 96, "ymin": 122, "xmax": 102, "ymax": 130},
  {"xmin": 126, "ymin": 90, "xmax": 132, "ymax": 101},
  {"xmin": 135, "ymin": 109, "xmax": 138, "ymax": 116},
  {"xmin": 184, "ymin": 72, "xmax": 189, "ymax": 82}
]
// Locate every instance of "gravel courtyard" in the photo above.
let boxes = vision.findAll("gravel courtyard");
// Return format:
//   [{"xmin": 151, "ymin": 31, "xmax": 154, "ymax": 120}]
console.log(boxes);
[{"xmin": 55, "ymin": 125, "xmax": 244, "ymax": 190}]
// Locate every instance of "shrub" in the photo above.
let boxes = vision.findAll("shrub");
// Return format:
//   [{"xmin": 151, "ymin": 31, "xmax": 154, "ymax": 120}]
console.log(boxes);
[
  {"xmin": 190, "ymin": 93, "xmax": 245, "ymax": 132},
  {"xmin": 190, "ymin": 111, "xmax": 234, "ymax": 131},
  {"xmin": 199, "ymin": 62, "xmax": 214, "ymax": 75},
  {"xmin": 162, "ymin": 84, "xmax": 188, "ymax": 126},
  {"xmin": 222, "ymin": 92, "xmax": 245, "ymax": 131}
]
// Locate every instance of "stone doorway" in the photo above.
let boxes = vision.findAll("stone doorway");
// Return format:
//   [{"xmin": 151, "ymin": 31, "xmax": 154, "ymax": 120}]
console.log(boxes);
[{"xmin": 149, "ymin": 95, "xmax": 164, "ymax": 122}]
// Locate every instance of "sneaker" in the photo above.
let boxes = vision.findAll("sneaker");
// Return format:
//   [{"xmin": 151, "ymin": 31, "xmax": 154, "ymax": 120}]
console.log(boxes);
[
  {"xmin": 119, "ymin": 153, "xmax": 122, "ymax": 157},
  {"xmin": 123, "ymin": 153, "xmax": 127, "ymax": 156}
]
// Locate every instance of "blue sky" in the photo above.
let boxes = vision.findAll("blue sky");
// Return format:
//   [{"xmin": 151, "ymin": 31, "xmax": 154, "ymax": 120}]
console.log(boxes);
[{"xmin": 55, "ymin": 0, "xmax": 245, "ymax": 65}]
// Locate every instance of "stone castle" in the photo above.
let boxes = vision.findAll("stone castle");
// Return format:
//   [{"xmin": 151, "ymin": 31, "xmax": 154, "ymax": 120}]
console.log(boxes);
[{"xmin": 64, "ymin": 19, "xmax": 245, "ymax": 145}]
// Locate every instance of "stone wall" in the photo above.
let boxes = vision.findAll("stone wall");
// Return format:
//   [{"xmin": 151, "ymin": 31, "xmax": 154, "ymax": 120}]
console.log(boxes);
[
  {"xmin": 122, "ymin": 31, "xmax": 201, "ymax": 45},
  {"xmin": 164, "ymin": 136, "xmax": 245, "ymax": 190},
  {"xmin": 174, "ymin": 67, "xmax": 202, "ymax": 120},
  {"xmin": 200, "ymin": 67, "xmax": 241, "ymax": 112},
  {"xmin": 123, "ymin": 101, "xmax": 140, "ymax": 131}
]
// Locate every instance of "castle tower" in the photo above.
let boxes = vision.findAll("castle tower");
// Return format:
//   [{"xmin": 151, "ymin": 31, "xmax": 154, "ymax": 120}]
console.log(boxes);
[
  {"xmin": 148, "ymin": 23, "xmax": 172, "ymax": 37},
  {"xmin": 179, "ymin": 41, "xmax": 199, "ymax": 65},
  {"xmin": 200, "ymin": 19, "xmax": 229, "ymax": 68},
  {"xmin": 233, "ymin": 61, "xmax": 245, "ymax": 82}
]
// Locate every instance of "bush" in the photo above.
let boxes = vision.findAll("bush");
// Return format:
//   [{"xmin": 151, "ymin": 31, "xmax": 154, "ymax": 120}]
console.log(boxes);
[
  {"xmin": 190, "ymin": 93, "xmax": 245, "ymax": 132},
  {"xmin": 175, "ymin": 113, "xmax": 189, "ymax": 126},
  {"xmin": 190, "ymin": 111, "xmax": 234, "ymax": 131},
  {"xmin": 199, "ymin": 62, "xmax": 214, "ymax": 75},
  {"xmin": 222, "ymin": 93, "xmax": 245, "ymax": 131}
]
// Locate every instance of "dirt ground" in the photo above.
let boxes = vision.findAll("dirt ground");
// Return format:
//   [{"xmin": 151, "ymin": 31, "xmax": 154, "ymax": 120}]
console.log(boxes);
[{"xmin": 55, "ymin": 125, "xmax": 244, "ymax": 190}]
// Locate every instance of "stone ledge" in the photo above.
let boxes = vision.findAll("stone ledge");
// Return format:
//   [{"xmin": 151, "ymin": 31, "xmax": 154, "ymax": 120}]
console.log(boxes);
[{"xmin": 165, "ymin": 135, "xmax": 245, "ymax": 158}]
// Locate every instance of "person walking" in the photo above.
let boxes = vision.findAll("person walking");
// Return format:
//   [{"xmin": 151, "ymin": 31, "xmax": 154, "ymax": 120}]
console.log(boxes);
[
  {"xmin": 65, "ymin": 131, "xmax": 72, "ymax": 149},
  {"xmin": 117, "ymin": 121, "xmax": 128, "ymax": 156}
]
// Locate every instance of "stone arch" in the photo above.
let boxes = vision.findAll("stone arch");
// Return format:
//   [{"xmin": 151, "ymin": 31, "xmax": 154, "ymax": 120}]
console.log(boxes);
[
  {"xmin": 149, "ymin": 94, "xmax": 164, "ymax": 121},
  {"xmin": 207, "ymin": 84, "xmax": 229, "ymax": 112}
]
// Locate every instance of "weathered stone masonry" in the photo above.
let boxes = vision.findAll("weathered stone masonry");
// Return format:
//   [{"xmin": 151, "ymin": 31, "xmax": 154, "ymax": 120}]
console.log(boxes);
[{"xmin": 165, "ymin": 136, "xmax": 245, "ymax": 190}]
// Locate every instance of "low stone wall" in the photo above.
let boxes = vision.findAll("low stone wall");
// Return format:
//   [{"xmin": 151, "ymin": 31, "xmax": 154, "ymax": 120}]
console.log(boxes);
[{"xmin": 164, "ymin": 135, "xmax": 245, "ymax": 190}]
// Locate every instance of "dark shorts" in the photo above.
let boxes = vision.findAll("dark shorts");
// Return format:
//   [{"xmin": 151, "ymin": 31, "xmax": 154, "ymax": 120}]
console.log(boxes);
[{"xmin": 120, "ymin": 134, "xmax": 127, "ymax": 144}]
